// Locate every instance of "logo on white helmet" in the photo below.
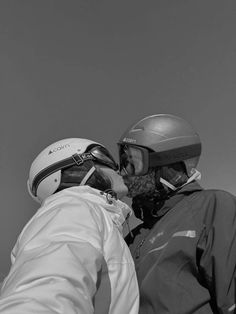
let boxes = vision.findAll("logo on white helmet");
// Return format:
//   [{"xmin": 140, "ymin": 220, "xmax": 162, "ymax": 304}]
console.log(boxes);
[{"xmin": 48, "ymin": 144, "xmax": 70, "ymax": 155}]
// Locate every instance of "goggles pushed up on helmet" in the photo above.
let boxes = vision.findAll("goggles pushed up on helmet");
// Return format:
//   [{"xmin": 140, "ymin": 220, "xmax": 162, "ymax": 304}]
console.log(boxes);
[
  {"xmin": 31, "ymin": 146, "xmax": 118, "ymax": 197},
  {"xmin": 90, "ymin": 146, "xmax": 118, "ymax": 171}
]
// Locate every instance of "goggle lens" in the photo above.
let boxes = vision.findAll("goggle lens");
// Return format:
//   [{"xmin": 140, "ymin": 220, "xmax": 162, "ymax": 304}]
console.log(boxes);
[
  {"xmin": 119, "ymin": 145, "xmax": 145, "ymax": 176},
  {"xmin": 91, "ymin": 146, "xmax": 118, "ymax": 171}
]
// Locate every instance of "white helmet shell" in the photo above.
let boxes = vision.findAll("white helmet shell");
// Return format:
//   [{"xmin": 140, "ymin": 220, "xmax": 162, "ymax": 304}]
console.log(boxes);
[{"xmin": 27, "ymin": 138, "xmax": 102, "ymax": 203}]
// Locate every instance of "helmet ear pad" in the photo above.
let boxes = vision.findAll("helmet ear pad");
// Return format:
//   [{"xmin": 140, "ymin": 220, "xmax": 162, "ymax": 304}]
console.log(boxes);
[{"xmin": 57, "ymin": 160, "xmax": 112, "ymax": 193}]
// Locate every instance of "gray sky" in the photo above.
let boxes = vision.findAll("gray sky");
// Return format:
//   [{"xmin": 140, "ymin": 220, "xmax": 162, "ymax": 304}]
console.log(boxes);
[{"xmin": 1, "ymin": 0, "xmax": 236, "ymax": 278}]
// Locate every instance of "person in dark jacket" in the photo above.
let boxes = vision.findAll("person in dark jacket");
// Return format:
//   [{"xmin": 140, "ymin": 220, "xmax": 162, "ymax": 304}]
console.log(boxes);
[{"xmin": 118, "ymin": 114, "xmax": 236, "ymax": 314}]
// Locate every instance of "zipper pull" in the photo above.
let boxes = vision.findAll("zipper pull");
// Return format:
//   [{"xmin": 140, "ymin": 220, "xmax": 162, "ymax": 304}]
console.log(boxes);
[{"xmin": 135, "ymin": 239, "xmax": 145, "ymax": 259}]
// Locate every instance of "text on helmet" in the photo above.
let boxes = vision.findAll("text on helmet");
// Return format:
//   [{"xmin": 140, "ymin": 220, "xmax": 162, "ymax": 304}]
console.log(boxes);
[
  {"xmin": 48, "ymin": 144, "xmax": 70, "ymax": 155},
  {"xmin": 123, "ymin": 137, "xmax": 137, "ymax": 143}
]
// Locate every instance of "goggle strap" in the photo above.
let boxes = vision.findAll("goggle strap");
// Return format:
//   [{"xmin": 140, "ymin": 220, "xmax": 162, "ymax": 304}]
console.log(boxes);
[
  {"xmin": 160, "ymin": 168, "xmax": 201, "ymax": 192},
  {"xmin": 72, "ymin": 153, "xmax": 94, "ymax": 165},
  {"xmin": 80, "ymin": 166, "xmax": 96, "ymax": 186},
  {"xmin": 32, "ymin": 149, "xmax": 117, "ymax": 196},
  {"xmin": 32, "ymin": 153, "xmax": 95, "ymax": 196},
  {"xmin": 149, "ymin": 143, "xmax": 201, "ymax": 167}
]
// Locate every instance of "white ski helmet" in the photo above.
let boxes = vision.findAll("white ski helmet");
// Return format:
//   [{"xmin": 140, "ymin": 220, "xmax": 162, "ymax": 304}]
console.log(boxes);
[{"xmin": 27, "ymin": 138, "xmax": 118, "ymax": 203}]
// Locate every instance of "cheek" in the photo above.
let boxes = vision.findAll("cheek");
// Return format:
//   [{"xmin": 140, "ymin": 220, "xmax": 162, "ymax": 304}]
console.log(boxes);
[{"xmin": 117, "ymin": 176, "xmax": 128, "ymax": 189}]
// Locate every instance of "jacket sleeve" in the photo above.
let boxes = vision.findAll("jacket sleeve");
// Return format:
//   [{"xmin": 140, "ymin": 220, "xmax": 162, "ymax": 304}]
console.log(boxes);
[
  {"xmin": 197, "ymin": 191, "xmax": 236, "ymax": 313},
  {"xmin": 0, "ymin": 200, "xmax": 105, "ymax": 314}
]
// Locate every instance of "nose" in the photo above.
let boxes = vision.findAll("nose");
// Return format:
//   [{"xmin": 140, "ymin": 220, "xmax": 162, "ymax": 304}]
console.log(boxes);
[{"xmin": 119, "ymin": 168, "xmax": 129, "ymax": 176}]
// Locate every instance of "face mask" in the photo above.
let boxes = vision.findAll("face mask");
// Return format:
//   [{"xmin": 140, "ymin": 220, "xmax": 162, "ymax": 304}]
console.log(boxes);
[
  {"xmin": 123, "ymin": 170, "xmax": 156, "ymax": 198},
  {"xmin": 99, "ymin": 166, "xmax": 128, "ymax": 200}
]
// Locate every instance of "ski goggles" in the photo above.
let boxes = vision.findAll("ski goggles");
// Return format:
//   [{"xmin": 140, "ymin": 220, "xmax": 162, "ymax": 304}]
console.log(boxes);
[
  {"xmin": 118, "ymin": 144, "xmax": 151, "ymax": 176},
  {"xmin": 31, "ymin": 146, "xmax": 118, "ymax": 196},
  {"xmin": 89, "ymin": 146, "xmax": 118, "ymax": 171},
  {"xmin": 118, "ymin": 143, "xmax": 202, "ymax": 176},
  {"xmin": 70, "ymin": 146, "xmax": 118, "ymax": 171}
]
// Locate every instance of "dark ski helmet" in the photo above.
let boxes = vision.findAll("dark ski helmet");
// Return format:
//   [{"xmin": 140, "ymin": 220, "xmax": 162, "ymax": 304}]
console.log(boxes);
[{"xmin": 118, "ymin": 114, "xmax": 201, "ymax": 177}]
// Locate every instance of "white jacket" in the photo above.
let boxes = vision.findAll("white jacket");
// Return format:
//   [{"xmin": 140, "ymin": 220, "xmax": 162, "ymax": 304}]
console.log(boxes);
[{"xmin": 0, "ymin": 186, "xmax": 139, "ymax": 314}]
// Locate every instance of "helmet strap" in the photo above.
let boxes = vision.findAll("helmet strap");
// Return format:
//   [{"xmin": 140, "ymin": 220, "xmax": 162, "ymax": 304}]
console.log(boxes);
[
  {"xmin": 80, "ymin": 166, "xmax": 96, "ymax": 186},
  {"xmin": 160, "ymin": 177, "xmax": 177, "ymax": 191},
  {"xmin": 160, "ymin": 168, "xmax": 201, "ymax": 191},
  {"xmin": 186, "ymin": 168, "xmax": 201, "ymax": 184}
]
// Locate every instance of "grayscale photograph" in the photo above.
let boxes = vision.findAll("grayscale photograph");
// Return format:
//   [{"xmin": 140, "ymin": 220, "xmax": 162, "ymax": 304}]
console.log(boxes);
[{"xmin": 0, "ymin": 1, "xmax": 236, "ymax": 313}]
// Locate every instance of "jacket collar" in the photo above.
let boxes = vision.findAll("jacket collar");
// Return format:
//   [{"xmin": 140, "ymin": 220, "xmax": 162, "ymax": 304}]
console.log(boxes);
[
  {"xmin": 131, "ymin": 181, "xmax": 203, "ymax": 228},
  {"xmin": 155, "ymin": 181, "xmax": 203, "ymax": 219},
  {"xmin": 45, "ymin": 186, "xmax": 132, "ymax": 232},
  {"xmin": 176, "ymin": 181, "xmax": 203, "ymax": 195}
]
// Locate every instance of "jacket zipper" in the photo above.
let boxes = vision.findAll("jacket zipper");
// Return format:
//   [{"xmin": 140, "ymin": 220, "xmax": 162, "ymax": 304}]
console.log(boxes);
[{"xmin": 135, "ymin": 238, "xmax": 146, "ymax": 259}]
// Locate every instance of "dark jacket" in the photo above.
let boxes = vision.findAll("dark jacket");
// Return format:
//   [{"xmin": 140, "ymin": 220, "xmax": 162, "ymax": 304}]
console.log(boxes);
[{"xmin": 126, "ymin": 182, "xmax": 236, "ymax": 314}]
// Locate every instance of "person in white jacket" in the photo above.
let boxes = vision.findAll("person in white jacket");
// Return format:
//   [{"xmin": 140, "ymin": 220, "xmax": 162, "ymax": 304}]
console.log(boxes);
[{"xmin": 0, "ymin": 138, "xmax": 139, "ymax": 314}]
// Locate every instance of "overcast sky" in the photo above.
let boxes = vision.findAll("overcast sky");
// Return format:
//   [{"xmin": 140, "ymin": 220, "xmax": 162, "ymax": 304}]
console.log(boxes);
[{"xmin": 1, "ymin": 0, "xmax": 236, "ymax": 278}]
